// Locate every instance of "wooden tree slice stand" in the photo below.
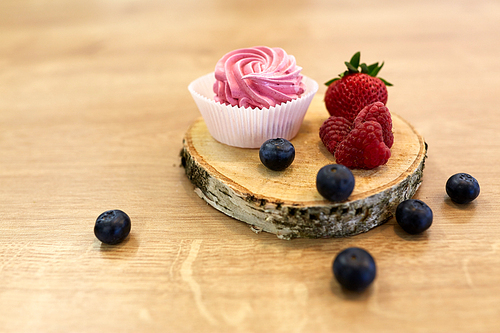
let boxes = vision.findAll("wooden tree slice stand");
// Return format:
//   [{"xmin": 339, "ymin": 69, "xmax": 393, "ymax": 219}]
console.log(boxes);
[{"xmin": 181, "ymin": 96, "xmax": 427, "ymax": 239}]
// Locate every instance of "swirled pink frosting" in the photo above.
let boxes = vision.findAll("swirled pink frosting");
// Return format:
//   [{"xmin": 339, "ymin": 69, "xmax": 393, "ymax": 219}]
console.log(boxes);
[{"xmin": 213, "ymin": 46, "xmax": 306, "ymax": 109}]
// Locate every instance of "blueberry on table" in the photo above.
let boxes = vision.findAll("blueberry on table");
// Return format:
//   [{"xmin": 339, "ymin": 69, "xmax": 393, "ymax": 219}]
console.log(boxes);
[
  {"xmin": 259, "ymin": 138, "xmax": 295, "ymax": 171},
  {"xmin": 396, "ymin": 199, "xmax": 433, "ymax": 234},
  {"xmin": 446, "ymin": 173, "xmax": 480, "ymax": 204},
  {"xmin": 316, "ymin": 164, "xmax": 355, "ymax": 202},
  {"xmin": 333, "ymin": 247, "xmax": 376, "ymax": 292},
  {"xmin": 94, "ymin": 210, "xmax": 131, "ymax": 245}
]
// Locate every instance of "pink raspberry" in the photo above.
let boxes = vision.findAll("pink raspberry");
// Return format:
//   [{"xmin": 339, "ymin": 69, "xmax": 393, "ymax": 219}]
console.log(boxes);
[
  {"xmin": 335, "ymin": 121, "xmax": 391, "ymax": 169},
  {"xmin": 354, "ymin": 101, "xmax": 394, "ymax": 148},
  {"xmin": 319, "ymin": 116, "xmax": 352, "ymax": 154},
  {"xmin": 319, "ymin": 101, "xmax": 394, "ymax": 169}
]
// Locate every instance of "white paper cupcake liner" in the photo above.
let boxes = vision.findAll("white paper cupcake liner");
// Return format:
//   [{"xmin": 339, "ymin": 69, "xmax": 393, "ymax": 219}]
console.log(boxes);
[{"xmin": 188, "ymin": 72, "xmax": 319, "ymax": 148}]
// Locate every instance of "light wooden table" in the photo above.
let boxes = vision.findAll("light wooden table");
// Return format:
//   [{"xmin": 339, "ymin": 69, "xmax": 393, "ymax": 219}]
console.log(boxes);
[{"xmin": 1, "ymin": 0, "xmax": 500, "ymax": 332}]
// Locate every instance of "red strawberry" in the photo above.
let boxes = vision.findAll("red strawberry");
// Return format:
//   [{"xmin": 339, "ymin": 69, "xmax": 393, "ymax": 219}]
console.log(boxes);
[
  {"xmin": 335, "ymin": 121, "xmax": 391, "ymax": 169},
  {"xmin": 319, "ymin": 116, "xmax": 352, "ymax": 154},
  {"xmin": 354, "ymin": 101, "xmax": 394, "ymax": 148},
  {"xmin": 324, "ymin": 52, "xmax": 392, "ymax": 122}
]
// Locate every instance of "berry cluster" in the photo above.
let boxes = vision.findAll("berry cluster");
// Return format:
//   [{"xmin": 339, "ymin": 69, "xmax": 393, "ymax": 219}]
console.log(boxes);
[
  {"xmin": 321, "ymin": 53, "xmax": 393, "ymax": 169},
  {"xmin": 334, "ymin": 173, "xmax": 480, "ymax": 292},
  {"xmin": 249, "ymin": 52, "xmax": 483, "ymax": 294},
  {"xmin": 321, "ymin": 102, "xmax": 393, "ymax": 169},
  {"xmin": 394, "ymin": 174, "xmax": 480, "ymax": 235}
]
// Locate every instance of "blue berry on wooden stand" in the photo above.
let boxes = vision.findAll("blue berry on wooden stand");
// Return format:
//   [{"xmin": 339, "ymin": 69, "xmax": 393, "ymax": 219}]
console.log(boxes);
[
  {"xmin": 259, "ymin": 138, "xmax": 295, "ymax": 171},
  {"xmin": 396, "ymin": 199, "xmax": 433, "ymax": 234},
  {"xmin": 316, "ymin": 164, "xmax": 355, "ymax": 202},
  {"xmin": 333, "ymin": 247, "xmax": 376, "ymax": 292},
  {"xmin": 94, "ymin": 210, "xmax": 131, "ymax": 245},
  {"xmin": 446, "ymin": 173, "xmax": 480, "ymax": 204}
]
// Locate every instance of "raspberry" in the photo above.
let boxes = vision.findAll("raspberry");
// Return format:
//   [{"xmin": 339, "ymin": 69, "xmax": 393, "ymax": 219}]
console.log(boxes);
[
  {"xmin": 335, "ymin": 121, "xmax": 391, "ymax": 169},
  {"xmin": 319, "ymin": 101, "xmax": 394, "ymax": 169},
  {"xmin": 354, "ymin": 101, "xmax": 394, "ymax": 148},
  {"xmin": 319, "ymin": 116, "xmax": 352, "ymax": 154}
]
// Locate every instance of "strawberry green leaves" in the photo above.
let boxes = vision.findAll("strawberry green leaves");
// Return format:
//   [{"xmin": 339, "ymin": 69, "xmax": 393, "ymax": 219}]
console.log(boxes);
[
  {"xmin": 349, "ymin": 51, "xmax": 361, "ymax": 69},
  {"xmin": 325, "ymin": 52, "xmax": 393, "ymax": 87},
  {"xmin": 344, "ymin": 51, "xmax": 360, "ymax": 73}
]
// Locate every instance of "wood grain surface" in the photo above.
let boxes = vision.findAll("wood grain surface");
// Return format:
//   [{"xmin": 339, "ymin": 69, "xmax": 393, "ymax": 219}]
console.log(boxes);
[{"xmin": 1, "ymin": 0, "xmax": 500, "ymax": 332}]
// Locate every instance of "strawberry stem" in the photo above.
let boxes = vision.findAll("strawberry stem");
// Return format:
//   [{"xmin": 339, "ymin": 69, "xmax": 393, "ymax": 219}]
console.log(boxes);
[{"xmin": 325, "ymin": 52, "xmax": 392, "ymax": 87}]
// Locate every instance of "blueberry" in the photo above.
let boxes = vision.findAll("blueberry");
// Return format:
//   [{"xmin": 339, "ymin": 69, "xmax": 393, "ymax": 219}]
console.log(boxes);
[
  {"xmin": 446, "ymin": 173, "xmax": 480, "ymax": 204},
  {"xmin": 259, "ymin": 138, "xmax": 295, "ymax": 171},
  {"xmin": 396, "ymin": 199, "xmax": 433, "ymax": 234},
  {"xmin": 333, "ymin": 247, "xmax": 376, "ymax": 292},
  {"xmin": 316, "ymin": 164, "xmax": 355, "ymax": 202},
  {"xmin": 94, "ymin": 210, "xmax": 131, "ymax": 245}
]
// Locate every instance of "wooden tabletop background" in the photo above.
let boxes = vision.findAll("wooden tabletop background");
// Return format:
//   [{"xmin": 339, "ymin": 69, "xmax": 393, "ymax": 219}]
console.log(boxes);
[{"xmin": 1, "ymin": 0, "xmax": 500, "ymax": 332}]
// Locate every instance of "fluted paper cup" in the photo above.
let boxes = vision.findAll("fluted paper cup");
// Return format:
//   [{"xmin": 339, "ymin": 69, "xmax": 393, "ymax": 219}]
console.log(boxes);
[{"xmin": 188, "ymin": 72, "xmax": 318, "ymax": 148}]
